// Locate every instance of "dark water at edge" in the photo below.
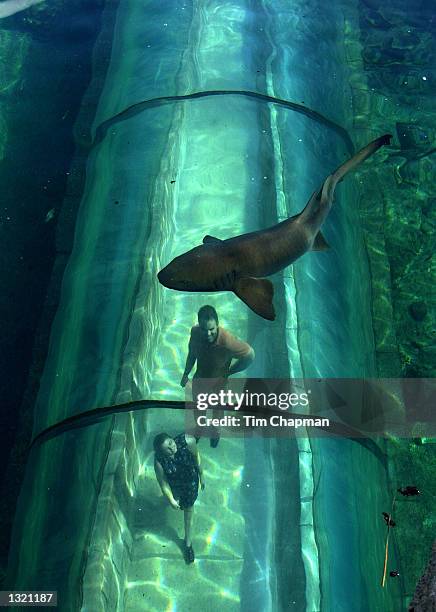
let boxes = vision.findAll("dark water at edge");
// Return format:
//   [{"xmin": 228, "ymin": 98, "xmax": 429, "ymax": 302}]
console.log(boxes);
[{"xmin": 0, "ymin": 0, "xmax": 110, "ymax": 581}]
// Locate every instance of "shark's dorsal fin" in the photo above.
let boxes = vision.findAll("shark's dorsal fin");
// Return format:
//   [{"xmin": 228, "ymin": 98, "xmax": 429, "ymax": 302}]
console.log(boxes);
[
  {"xmin": 311, "ymin": 231, "xmax": 330, "ymax": 251},
  {"xmin": 203, "ymin": 235, "xmax": 222, "ymax": 244}
]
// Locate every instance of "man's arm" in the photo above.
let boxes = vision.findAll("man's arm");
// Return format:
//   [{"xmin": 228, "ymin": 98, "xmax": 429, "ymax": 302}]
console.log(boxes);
[
  {"xmin": 186, "ymin": 435, "xmax": 205, "ymax": 490},
  {"xmin": 154, "ymin": 459, "xmax": 180, "ymax": 508},
  {"xmin": 181, "ymin": 347, "xmax": 196, "ymax": 387},
  {"xmin": 181, "ymin": 330, "xmax": 197, "ymax": 387},
  {"xmin": 228, "ymin": 347, "xmax": 255, "ymax": 375}
]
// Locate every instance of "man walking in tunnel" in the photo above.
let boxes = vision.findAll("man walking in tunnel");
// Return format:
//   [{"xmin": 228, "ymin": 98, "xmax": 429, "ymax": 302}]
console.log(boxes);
[{"xmin": 180, "ymin": 305, "xmax": 255, "ymax": 447}]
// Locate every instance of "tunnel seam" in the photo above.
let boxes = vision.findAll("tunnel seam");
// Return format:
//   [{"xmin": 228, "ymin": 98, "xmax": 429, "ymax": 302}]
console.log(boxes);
[
  {"xmin": 28, "ymin": 399, "xmax": 387, "ymax": 464},
  {"xmin": 92, "ymin": 89, "xmax": 355, "ymax": 154}
]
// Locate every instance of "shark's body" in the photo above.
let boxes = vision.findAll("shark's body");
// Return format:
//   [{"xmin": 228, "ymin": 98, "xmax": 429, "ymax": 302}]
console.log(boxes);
[{"xmin": 158, "ymin": 134, "xmax": 392, "ymax": 320}]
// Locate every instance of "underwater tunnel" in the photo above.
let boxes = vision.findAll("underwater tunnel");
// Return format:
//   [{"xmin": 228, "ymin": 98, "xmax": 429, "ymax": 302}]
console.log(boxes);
[{"xmin": 1, "ymin": 0, "xmax": 435, "ymax": 611}]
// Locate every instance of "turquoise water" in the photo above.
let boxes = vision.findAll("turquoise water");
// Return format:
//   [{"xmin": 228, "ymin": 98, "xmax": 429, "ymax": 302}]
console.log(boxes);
[{"xmin": 1, "ymin": 0, "xmax": 434, "ymax": 610}]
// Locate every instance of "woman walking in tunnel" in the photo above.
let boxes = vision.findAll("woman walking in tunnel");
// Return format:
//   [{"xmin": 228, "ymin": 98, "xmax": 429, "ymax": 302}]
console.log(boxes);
[{"xmin": 153, "ymin": 432, "xmax": 205, "ymax": 564}]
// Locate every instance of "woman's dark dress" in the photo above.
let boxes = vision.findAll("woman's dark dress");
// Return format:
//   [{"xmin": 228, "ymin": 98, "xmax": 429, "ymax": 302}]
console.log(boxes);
[{"xmin": 158, "ymin": 433, "xmax": 199, "ymax": 509}]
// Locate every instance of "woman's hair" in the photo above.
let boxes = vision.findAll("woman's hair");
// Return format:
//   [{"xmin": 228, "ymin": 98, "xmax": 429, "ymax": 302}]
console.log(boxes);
[
  {"xmin": 197, "ymin": 305, "xmax": 218, "ymax": 324},
  {"xmin": 153, "ymin": 432, "xmax": 171, "ymax": 454}
]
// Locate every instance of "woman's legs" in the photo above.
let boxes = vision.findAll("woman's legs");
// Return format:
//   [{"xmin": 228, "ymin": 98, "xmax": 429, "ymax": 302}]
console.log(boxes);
[{"xmin": 184, "ymin": 506, "xmax": 194, "ymax": 546}]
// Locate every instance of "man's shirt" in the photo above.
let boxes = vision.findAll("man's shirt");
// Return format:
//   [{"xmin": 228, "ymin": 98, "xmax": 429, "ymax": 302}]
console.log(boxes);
[{"xmin": 188, "ymin": 325, "xmax": 251, "ymax": 378}]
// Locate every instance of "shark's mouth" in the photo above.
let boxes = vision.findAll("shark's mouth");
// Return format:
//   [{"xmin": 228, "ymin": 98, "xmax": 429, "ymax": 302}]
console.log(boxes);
[{"xmin": 157, "ymin": 269, "xmax": 192, "ymax": 290}]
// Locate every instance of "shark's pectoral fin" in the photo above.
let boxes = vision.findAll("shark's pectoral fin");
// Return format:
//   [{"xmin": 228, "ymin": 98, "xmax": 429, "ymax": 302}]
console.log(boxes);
[
  {"xmin": 311, "ymin": 231, "xmax": 330, "ymax": 251},
  {"xmin": 203, "ymin": 235, "xmax": 222, "ymax": 244},
  {"xmin": 233, "ymin": 277, "xmax": 275, "ymax": 321}
]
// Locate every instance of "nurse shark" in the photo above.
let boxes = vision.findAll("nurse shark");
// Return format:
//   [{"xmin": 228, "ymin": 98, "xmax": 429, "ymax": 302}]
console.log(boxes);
[{"xmin": 158, "ymin": 134, "xmax": 392, "ymax": 320}]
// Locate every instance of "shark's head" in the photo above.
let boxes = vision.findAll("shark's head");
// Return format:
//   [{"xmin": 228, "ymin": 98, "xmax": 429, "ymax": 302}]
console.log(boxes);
[{"xmin": 157, "ymin": 255, "xmax": 197, "ymax": 290}]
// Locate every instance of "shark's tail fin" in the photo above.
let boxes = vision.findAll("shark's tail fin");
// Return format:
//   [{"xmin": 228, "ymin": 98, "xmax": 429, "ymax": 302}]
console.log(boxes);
[
  {"xmin": 233, "ymin": 277, "xmax": 275, "ymax": 321},
  {"xmin": 298, "ymin": 134, "xmax": 391, "ymax": 230},
  {"xmin": 332, "ymin": 133, "xmax": 392, "ymax": 184},
  {"xmin": 322, "ymin": 133, "xmax": 392, "ymax": 202}
]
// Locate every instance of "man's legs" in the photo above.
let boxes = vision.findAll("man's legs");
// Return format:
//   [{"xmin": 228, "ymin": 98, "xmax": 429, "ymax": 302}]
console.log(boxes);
[
  {"xmin": 209, "ymin": 377, "xmax": 228, "ymax": 447},
  {"xmin": 191, "ymin": 377, "xmax": 204, "ymax": 442},
  {"xmin": 192, "ymin": 377, "xmax": 227, "ymax": 447}
]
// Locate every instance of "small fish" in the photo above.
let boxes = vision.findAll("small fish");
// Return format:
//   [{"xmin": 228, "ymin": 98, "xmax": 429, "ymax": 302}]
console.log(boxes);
[
  {"xmin": 389, "ymin": 570, "xmax": 400, "ymax": 578},
  {"xmin": 398, "ymin": 486, "xmax": 420, "ymax": 496},
  {"xmin": 45, "ymin": 208, "xmax": 55, "ymax": 223},
  {"xmin": 382, "ymin": 512, "xmax": 396, "ymax": 527},
  {"xmin": 170, "ymin": 180, "xmax": 176, "ymax": 184}
]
